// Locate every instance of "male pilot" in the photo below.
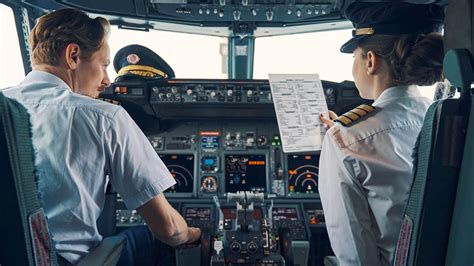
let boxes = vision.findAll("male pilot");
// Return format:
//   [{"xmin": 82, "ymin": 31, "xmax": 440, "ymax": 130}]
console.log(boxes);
[{"xmin": 3, "ymin": 9, "xmax": 200, "ymax": 265}]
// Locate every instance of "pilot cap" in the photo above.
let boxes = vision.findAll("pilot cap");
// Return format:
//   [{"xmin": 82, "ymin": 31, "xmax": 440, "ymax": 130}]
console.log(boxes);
[
  {"xmin": 340, "ymin": 2, "xmax": 445, "ymax": 53},
  {"xmin": 113, "ymin": 44, "xmax": 175, "ymax": 82}
]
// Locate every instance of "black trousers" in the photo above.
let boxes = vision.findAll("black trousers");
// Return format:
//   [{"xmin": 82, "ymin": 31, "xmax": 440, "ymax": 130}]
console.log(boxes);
[{"xmin": 117, "ymin": 225, "xmax": 176, "ymax": 266}]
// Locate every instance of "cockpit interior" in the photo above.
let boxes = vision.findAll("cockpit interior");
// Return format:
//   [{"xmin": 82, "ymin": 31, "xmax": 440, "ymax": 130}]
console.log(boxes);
[{"xmin": 1, "ymin": 0, "xmax": 473, "ymax": 265}]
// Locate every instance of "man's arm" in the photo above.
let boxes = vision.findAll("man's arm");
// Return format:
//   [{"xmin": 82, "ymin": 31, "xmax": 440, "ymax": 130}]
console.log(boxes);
[{"xmin": 136, "ymin": 193, "xmax": 201, "ymax": 246}]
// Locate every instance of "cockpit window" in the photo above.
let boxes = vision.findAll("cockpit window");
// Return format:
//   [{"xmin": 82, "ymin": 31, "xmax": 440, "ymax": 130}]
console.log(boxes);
[
  {"xmin": 254, "ymin": 29, "xmax": 438, "ymax": 99},
  {"xmin": 108, "ymin": 26, "xmax": 228, "ymax": 81},
  {"xmin": 254, "ymin": 29, "xmax": 354, "ymax": 82},
  {"xmin": 0, "ymin": 8, "xmax": 440, "ymax": 101},
  {"xmin": 0, "ymin": 5, "xmax": 25, "ymax": 89}
]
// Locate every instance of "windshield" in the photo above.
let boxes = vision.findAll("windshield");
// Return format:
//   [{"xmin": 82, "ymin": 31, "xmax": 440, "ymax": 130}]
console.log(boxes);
[
  {"xmin": 0, "ymin": 5, "xmax": 24, "ymax": 88},
  {"xmin": 1, "ymin": 5, "xmax": 438, "ymax": 99},
  {"xmin": 108, "ymin": 27, "xmax": 228, "ymax": 81},
  {"xmin": 254, "ymin": 29, "xmax": 353, "ymax": 82}
]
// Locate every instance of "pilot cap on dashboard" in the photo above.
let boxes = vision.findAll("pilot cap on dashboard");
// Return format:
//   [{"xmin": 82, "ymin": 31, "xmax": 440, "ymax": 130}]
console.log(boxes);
[
  {"xmin": 113, "ymin": 44, "xmax": 175, "ymax": 82},
  {"xmin": 340, "ymin": 2, "xmax": 445, "ymax": 53}
]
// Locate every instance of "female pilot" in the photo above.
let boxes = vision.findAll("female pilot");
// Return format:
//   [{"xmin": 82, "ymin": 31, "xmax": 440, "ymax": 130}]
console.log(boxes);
[{"xmin": 318, "ymin": 3, "xmax": 445, "ymax": 265}]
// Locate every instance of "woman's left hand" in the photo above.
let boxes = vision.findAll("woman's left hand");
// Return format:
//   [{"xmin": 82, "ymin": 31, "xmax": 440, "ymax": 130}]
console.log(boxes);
[{"xmin": 319, "ymin": 111, "xmax": 338, "ymax": 129}]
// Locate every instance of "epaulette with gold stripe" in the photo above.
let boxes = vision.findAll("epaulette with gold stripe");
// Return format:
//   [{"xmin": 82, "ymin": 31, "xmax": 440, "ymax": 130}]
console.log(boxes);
[{"xmin": 334, "ymin": 104, "xmax": 375, "ymax": 127}]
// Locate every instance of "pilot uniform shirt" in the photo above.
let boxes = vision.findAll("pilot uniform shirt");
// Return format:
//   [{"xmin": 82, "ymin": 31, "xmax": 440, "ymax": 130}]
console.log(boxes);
[
  {"xmin": 3, "ymin": 71, "xmax": 176, "ymax": 263},
  {"xmin": 319, "ymin": 85, "xmax": 431, "ymax": 266}
]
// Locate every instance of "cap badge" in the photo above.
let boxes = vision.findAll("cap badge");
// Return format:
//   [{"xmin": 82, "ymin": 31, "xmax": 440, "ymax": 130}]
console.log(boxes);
[{"xmin": 126, "ymin": 54, "xmax": 140, "ymax": 65}]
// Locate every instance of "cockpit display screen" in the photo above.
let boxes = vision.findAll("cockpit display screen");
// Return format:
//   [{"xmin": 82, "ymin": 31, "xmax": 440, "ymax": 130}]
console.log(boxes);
[
  {"xmin": 225, "ymin": 154, "xmax": 266, "ymax": 193},
  {"xmin": 159, "ymin": 154, "xmax": 195, "ymax": 193},
  {"xmin": 287, "ymin": 154, "xmax": 319, "ymax": 195},
  {"xmin": 184, "ymin": 207, "xmax": 212, "ymax": 221},
  {"xmin": 272, "ymin": 207, "xmax": 298, "ymax": 221},
  {"xmin": 201, "ymin": 136, "xmax": 219, "ymax": 149}
]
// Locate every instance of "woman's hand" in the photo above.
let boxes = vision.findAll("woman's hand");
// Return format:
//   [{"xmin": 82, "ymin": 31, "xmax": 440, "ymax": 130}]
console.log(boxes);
[{"xmin": 319, "ymin": 111, "xmax": 338, "ymax": 129}]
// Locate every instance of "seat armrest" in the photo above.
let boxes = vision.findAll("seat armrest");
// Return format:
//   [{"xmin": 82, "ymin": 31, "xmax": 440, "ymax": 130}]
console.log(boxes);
[{"xmin": 78, "ymin": 236, "xmax": 126, "ymax": 266}]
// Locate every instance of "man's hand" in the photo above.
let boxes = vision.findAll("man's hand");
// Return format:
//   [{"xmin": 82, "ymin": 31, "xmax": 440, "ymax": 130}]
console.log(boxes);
[
  {"xmin": 137, "ymin": 194, "xmax": 203, "ymax": 247},
  {"xmin": 186, "ymin": 227, "xmax": 202, "ymax": 244},
  {"xmin": 319, "ymin": 111, "xmax": 338, "ymax": 129}
]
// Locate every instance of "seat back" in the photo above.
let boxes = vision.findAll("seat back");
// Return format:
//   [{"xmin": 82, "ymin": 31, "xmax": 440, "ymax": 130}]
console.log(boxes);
[
  {"xmin": 0, "ymin": 92, "xmax": 57, "ymax": 265},
  {"xmin": 443, "ymin": 1, "xmax": 474, "ymax": 263},
  {"xmin": 394, "ymin": 0, "xmax": 474, "ymax": 265}
]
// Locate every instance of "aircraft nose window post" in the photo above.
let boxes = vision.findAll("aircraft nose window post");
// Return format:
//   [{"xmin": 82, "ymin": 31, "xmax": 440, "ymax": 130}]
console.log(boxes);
[{"xmin": 4, "ymin": 0, "xmax": 472, "ymax": 266}]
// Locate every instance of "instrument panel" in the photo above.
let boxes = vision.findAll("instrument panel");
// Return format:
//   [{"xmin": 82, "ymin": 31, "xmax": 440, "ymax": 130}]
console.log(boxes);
[
  {"xmin": 98, "ymin": 78, "xmax": 369, "ymax": 198},
  {"xmin": 103, "ymin": 78, "xmax": 365, "ymax": 265},
  {"xmin": 146, "ymin": 123, "xmax": 321, "ymax": 198}
]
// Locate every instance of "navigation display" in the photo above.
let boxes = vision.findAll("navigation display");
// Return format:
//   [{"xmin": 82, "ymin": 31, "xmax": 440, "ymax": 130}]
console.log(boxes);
[
  {"xmin": 184, "ymin": 207, "xmax": 212, "ymax": 221},
  {"xmin": 225, "ymin": 154, "xmax": 266, "ymax": 193},
  {"xmin": 287, "ymin": 154, "xmax": 319, "ymax": 195},
  {"xmin": 159, "ymin": 154, "xmax": 195, "ymax": 193},
  {"xmin": 272, "ymin": 207, "xmax": 298, "ymax": 221}
]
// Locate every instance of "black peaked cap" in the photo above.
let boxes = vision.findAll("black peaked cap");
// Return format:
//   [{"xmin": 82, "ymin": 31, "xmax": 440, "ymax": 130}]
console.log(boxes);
[
  {"xmin": 113, "ymin": 44, "xmax": 175, "ymax": 82},
  {"xmin": 340, "ymin": 2, "xmax": 445, "ymax": 53}
]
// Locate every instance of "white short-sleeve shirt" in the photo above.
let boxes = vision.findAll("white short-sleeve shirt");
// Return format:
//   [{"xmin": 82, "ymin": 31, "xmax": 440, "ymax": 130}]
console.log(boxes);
[
  {"xmin": 3, "ymin": 71, "xmax": 176, "ymax": 263},
  {"xmin": 319, "ymin": 85, "xmax": 431, "ymax": 266}
]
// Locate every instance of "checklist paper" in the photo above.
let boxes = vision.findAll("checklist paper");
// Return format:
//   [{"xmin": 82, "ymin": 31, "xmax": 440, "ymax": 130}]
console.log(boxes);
[{"xmin": 269, "ymin": 74, "xmax": 328, "ymax": 153}]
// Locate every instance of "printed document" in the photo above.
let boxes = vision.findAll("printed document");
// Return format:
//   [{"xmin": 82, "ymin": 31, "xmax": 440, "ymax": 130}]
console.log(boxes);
[{"xmin": 269, "ymin": 74, "xmax": 328, "ymax": 153}]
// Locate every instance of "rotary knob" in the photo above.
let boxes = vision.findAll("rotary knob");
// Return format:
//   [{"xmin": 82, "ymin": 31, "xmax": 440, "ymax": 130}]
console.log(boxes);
[
  {"xmin": 227, "ymin": 90, "xmax": 234, "ymax": 97},
  {"xmin": 247, "ymin": 242, "xmax": 258, "ymax": 253},
  {"xmin": 230, "ymin": 241, "xmax": 241, "ymax": 253}
]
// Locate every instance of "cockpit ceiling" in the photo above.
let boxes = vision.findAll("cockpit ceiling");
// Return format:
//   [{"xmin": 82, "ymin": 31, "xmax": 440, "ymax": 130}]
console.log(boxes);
[{"xmin": 9, "ymin": 0, "xmax": 448, "ymax": 36}]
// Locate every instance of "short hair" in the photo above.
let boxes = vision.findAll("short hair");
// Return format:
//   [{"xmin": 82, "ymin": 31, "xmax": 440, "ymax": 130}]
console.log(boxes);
[
  {"xmin": 29, "ymin": 8, "xmax": 110, "ymax": 66},
  {"xmin": 358, "ymin": 33, "xmax": 444, "ymax": 86}
]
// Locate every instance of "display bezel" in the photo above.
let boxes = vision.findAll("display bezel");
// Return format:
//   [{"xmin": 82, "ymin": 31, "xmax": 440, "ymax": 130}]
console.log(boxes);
[
  {"xmin": 223, "ymin": 152, "xmax": 270, "ymax": 194},
  {"xmin": 159, "ymin": 152, "xmax": 198, "ymax": 198},
  {"xmin": 182, "ymin": 204, "xmax": 214, "ymax": 221},
  {"xmin": 271, "ymin": 204, "xmax": 303, "ymax": 221},
  {"xmin": 285, "ymin": 152, "xmax": 320, "ymax": 198}
]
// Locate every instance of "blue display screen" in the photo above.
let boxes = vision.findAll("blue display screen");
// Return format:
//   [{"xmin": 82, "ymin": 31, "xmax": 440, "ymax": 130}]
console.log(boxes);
[
  {"xmin": 204, "ymin": 158, "xmax": 215, "ymax": 165},
  {"xmin": 201, "ymin": 136, "xmax": 219, "ymax": 149}
]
